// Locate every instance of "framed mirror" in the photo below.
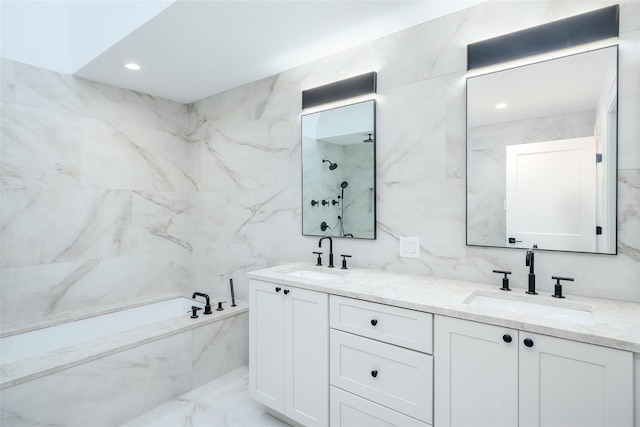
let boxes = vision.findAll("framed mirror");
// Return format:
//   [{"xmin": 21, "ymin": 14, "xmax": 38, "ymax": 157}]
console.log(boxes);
[
  {"xmin": 466, "ymin": 46, "xmax": 618, "ymax": 254},
  {"xmin": 301, "ymin": 100, "xmax": 376, "ymax": 239}
]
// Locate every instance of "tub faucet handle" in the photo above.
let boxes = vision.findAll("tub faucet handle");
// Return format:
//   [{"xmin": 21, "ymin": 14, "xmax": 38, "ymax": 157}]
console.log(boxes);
[
  {"xmin": 217, "ymin": 301, "xmax": 227, "ymax": 311},
  {"xmin": 191, "ymin": 306, "xmax": 200, "ymax": 319}
]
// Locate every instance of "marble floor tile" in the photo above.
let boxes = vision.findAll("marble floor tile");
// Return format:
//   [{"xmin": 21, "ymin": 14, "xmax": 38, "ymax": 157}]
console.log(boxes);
[{"xmin": 122, "ymin": 366, "xmax": 289, "ymax": 427}]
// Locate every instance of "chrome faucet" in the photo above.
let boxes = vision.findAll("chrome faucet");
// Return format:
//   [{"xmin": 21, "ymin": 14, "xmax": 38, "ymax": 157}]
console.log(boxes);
[
  {"xmin": 319, "ymin": 237, "xmax": 334, "ymax": 268},
  {"xmin": 525, "ymin": 244, "xmax": 538, "ymax": 295}
]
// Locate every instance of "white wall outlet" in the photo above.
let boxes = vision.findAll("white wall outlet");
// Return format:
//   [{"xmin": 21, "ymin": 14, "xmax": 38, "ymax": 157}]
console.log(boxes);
[{"xmin": 399, "ymin": 237, "xmax": 420, "ymax": 258}]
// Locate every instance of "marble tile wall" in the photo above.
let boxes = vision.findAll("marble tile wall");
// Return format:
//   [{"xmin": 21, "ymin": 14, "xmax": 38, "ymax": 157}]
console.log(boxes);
[
  {"xmin": 1, "ymin": 61, "xmax": 194, "ymax": 326},
  {"xmin": 1, "ymin": 0, "xmax": 639, "ymax": 330},
  {"xmin": 190, "ymin": 0, "xmax": 640, "ymax": 303}
]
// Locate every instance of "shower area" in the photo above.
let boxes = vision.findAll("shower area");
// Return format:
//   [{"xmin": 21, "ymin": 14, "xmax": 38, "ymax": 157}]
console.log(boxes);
[{"xmin": 301, "ymin": 100, "xmax": 376, "ymax": 239}]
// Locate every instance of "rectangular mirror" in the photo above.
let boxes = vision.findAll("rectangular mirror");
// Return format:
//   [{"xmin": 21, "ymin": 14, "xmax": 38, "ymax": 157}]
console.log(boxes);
[
  {"xmin": 466, "ymin": 46, "xmax": 618, "ymax": 254},
  {"xmin": 302, "ymin": 100, "xmax": 376, "ymax": 239}
]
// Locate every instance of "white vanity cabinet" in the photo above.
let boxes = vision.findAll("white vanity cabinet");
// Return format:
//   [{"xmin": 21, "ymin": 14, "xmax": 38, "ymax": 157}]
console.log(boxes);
[
  {"xmin": 434, "ymin": 315, "xmax": 633, "ymax": 427},
  {"xmin": 329, "ymin": 295, "xmax": 433, "ymax": 427},
  {"xmin": 249, "ymin": 279, "xmax": 329, "ymax": 427}
]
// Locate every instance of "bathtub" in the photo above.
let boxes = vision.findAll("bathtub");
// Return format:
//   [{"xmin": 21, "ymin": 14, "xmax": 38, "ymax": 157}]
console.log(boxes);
[{"xmin": 0, "ymin": 295, "xmax": 249, "ymax": 426}]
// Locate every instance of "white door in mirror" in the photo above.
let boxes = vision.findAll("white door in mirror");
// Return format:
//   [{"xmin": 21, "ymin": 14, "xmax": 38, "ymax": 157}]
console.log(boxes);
[{"xmin": 506, "ymin": 137, "xmax": 596, "ymax": 252}]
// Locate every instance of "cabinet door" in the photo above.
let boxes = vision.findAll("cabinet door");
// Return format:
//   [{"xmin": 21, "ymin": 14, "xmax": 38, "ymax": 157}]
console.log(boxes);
[
  {"xmin": 285, "ymin": 287, "xmax": 329, "ymax": 427},
  {"xmin": 434, "ymin": 315, "xmax": 518, "ymax": 427},
  {"xmin": 249, "ymin": 280, "xmax": 285, "ymax": 412},
  {"xmin": 519, "ymin": 332, "xmax": 633, "ymax": 427}
]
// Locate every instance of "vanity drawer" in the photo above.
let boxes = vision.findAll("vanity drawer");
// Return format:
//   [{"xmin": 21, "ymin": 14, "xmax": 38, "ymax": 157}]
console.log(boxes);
[
  {"xmin": 330, "ymin": 329, "xmax": 433, "ymax": 423},
  {"xmin": 330, "ymin": 386, "xmax": 430, "ymax": 427},
  {"xmin": 330, "ymin": 295, "xmax": 433, "ymax": 353}
]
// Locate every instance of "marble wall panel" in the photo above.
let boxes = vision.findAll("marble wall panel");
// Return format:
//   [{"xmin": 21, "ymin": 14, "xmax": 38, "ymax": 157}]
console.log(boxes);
[
  {"xmin": 191, "ymin": 312, "xmax": 249, "ymax": 389},
  {"xmin": 0, "ymin": 268, "xmax": 16, "ymax": 324},
  {"xmin": 81, "ymin": 118, "xmax": 197, "ymax": 192},
  {"xmin": 132, "ymin": 191, "xmax": 193, "ymax": 254},
  {"xmin": 12, "ymin": 62, "xmax": 188, "ymax": 133},
  {"xmin": 377, "ymin": 77, "xmax": 447, "ymax": 183},
  {"xmin": 1, "ymin": 103, "xmax": 81, "ymax": 190},
  {"xmin": 191, "ymin": 114, "xmax": 299, "ymax": 192},
  {"xmin": 0, "ymin": 332, "xmax": 192, "ymax": 426},
  {"xmin": 445, "ymin": 72, "xmax": 467, "ymax": 180},
  {"xmin": 1, "ymin": 58, "xmax": 193, "ymax": 326},
  {"xmin": 618, "ymin": 169, "xmax": 640, "ymax": 262},
  {"xmin": 9, "ymin": 252, "xmax": 176, "ymax": 322},
  {"xmin": 1, "ymin": 188, "xmax": 132, "ymax": 268}
]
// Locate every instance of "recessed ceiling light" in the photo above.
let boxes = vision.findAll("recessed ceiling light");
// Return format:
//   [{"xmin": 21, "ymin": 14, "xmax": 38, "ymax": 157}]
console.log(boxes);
[
  {"xmin": 495, "ymin": 103, "xmax": 508, "ymax": 109},
  {"xmin": 124, "ymin": 63, "xmax": 141, "ymax": 71}
]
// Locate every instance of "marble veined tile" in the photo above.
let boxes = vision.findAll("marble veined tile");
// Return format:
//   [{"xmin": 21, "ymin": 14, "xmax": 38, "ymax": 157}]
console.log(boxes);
[
  {"xmin": 0, "ymin": 332, "xmax": 192, "ymax": 426},
  {"xmin": 132, "ymin": 191, "xmax": 193, "ymax": 254},
  {"xmin": 192, "ymin": 116, "xmax": 297, "ymax": 192},
  {"xmin": 191, "ymin": 312, "xmax": 248, "ymax": 388},
  {"xmin": 81, "ymin": 118, "xmax": 198, "ymax": 192},
  {"xmin": 618, "ymin": 169, "xmax": 640, "ymax": 260},
  {"xmin": 1, "ymin": 103, "xmax": 81, "ymax": 190},
  {"xmin": 1, "ymin": 188, "xmax": 132, "ymax": 268},
  {"xmin": 8, "ymin": 252, "xmax": 176, "ymax": 324},
  {"xmin": 0, "ymin": 268, "xmax": 16, "ymax": 324},
  {"xmin": 123, "ymin": 366, "xmax": 289, "ymax": 427},
  {"xmin": 13, "ymin": 61, "xmax": 186, "ymax": 132},
  {"xmin": 377, "ymin": 78, "xmax": 447, "ymax": 183}
]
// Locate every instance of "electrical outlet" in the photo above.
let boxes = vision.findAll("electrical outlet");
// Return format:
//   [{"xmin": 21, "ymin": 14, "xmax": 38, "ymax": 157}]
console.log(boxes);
[{"xmin": 399, "ymin": 237, "xmax": 420, "ymax": 258}]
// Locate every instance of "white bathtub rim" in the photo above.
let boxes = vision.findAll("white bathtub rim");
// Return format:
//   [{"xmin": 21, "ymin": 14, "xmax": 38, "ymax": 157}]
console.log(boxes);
[
  {"xmin": 0, "ymin": 298, "xmax": 248, "ymax": 389},
  {"xmin": 1, "ymin": 293, "xmax": 188, "ymax": 338}
]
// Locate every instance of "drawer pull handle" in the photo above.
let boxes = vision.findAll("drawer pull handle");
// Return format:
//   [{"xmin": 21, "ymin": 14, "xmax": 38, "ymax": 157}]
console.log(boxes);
[
  {"xmin": 283, "ymin": 289, "xmax": 290, "ymax": 295},
  {"xmin": 503, "ymin": 334, "xmax": 512, "ymax": 343},
  {"xmin": 370, "ymin": 319, "xmax": 378, "ymax": 326},
  {"xmin": 371, "ymin": 370, "xmax": 378, "ymax": 378},
  {"xmin": 275, "ymin": 287, "xmax": 281, "ymax": 293},
  {"xmin": 523, "ymin": 338, "xmax": 534, "ymax": 348}
]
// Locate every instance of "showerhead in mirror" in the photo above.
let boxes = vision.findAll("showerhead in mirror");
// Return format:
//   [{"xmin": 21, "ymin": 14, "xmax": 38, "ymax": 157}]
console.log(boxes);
[
  {"xmin": 323, "ymin": 159, "xmax": 338, "ymax": 170},
  {"xmin": 341, "ymin": 181, "xmax": 349, "ymax": 189}
]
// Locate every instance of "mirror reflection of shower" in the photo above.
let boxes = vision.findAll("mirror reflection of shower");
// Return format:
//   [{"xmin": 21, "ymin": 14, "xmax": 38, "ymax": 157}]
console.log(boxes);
[{"xmin": 323, "ymin": 159, "xmax": 338, "ymax": 170}]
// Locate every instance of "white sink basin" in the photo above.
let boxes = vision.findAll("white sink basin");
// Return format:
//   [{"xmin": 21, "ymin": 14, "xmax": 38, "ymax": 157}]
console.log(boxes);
[
  {"xmin": 281, "ymin": 268, "xmax": 340, "ymax": 281},
  {"xmin": 465, "ymin": 292, "xmax": 594, "ymax": 324}
]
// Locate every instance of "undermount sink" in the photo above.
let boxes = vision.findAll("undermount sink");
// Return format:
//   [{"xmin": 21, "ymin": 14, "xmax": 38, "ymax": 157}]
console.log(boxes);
[
  {"xmin": 465, "ymin": 291, "xmax": 594, "ymax": 324},
  {"xmin": 279, "ymin": 267, "xmax": 341, "ymax": 281}
]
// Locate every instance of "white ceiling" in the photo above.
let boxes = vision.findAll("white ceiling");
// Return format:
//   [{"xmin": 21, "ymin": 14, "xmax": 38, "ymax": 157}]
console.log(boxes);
[{"xmin": 2, "ymin": 0, "xmax": 485, "ymax": 104}]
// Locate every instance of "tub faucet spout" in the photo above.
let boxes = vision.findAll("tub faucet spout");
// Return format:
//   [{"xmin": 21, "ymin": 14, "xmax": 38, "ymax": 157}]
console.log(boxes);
[{"xmin": 192, "ymin": 292, "xmax": 212, "ymax": 314}]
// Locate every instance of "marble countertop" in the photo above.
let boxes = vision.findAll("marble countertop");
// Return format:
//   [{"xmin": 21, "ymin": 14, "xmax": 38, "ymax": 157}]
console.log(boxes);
[{"xmin": 248, "ymin": 262, "xmax": 640, "ymax": 353}]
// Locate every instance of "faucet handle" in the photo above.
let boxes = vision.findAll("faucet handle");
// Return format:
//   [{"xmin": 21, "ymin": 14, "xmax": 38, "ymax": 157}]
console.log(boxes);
[
  {"xmin": 492, "ymin": 269, "xmax": 512, "ymax": 291},
  {"xmin": 551, "ymin": 276, "xmax": 573, "ymax": 299},
  {"xmin": 313, "ymin": 251, "xmax": 322, "ymax": 266},
  {"xmin": 340, "ymin": 254, "xmax": 352, "ymax": 270}
]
